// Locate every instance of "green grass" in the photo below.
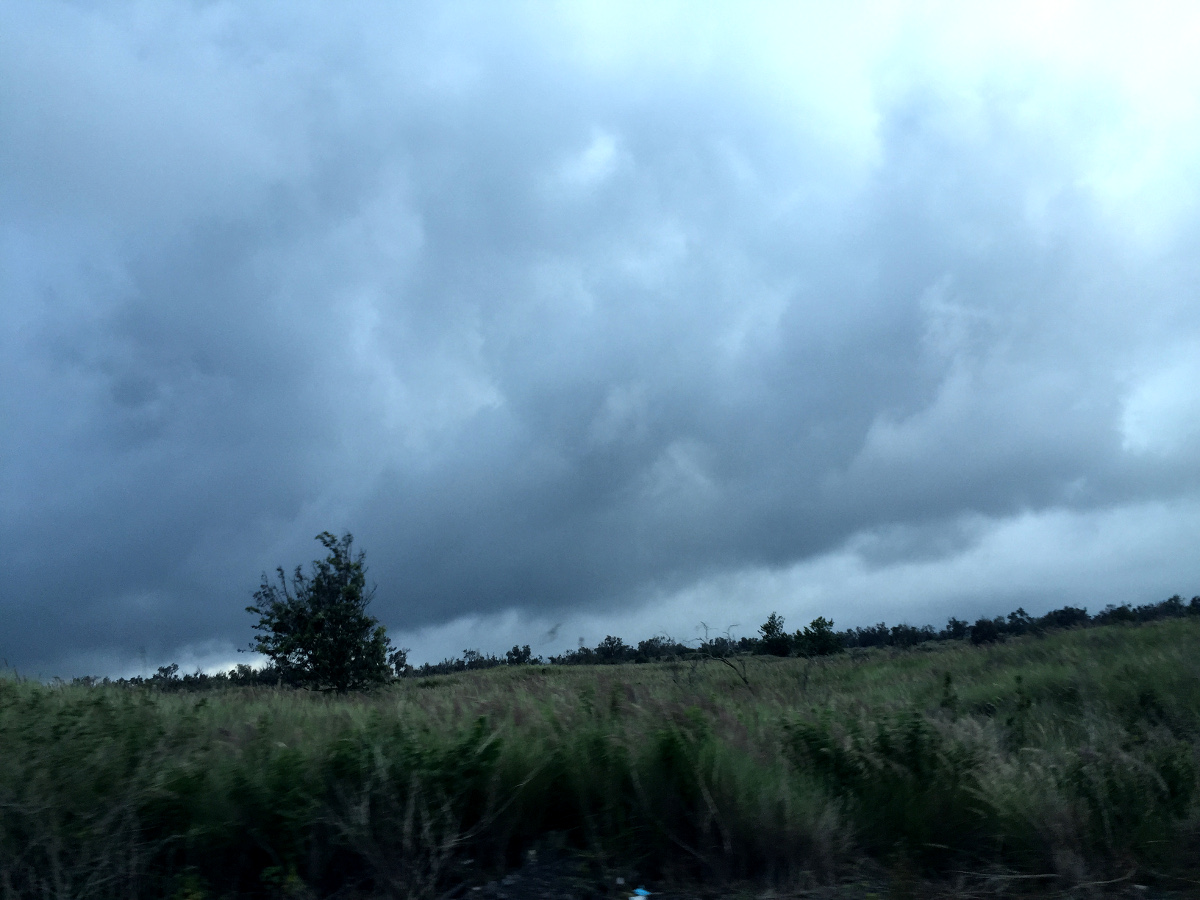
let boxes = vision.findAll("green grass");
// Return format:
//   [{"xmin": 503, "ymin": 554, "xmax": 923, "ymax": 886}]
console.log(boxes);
[{"xmin": 3, "ymin": 620, "xmax": 1200, "ymax": 898}]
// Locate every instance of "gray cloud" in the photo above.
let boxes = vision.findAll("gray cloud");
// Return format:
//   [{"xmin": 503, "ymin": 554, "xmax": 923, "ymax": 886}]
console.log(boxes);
[{"xmin": 3, "ymin": 3, "xmax": 1199, "ymax": 675}]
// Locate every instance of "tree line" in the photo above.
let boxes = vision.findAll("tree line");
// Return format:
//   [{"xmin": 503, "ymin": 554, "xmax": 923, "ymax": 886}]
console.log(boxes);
[
  {"xmin": 402, "ymin": 593, "xmax": 1200, "ymax": 675},
  {"xmin": 70, "ymin": 532, "xmax": 1200, "ymax": 691}
]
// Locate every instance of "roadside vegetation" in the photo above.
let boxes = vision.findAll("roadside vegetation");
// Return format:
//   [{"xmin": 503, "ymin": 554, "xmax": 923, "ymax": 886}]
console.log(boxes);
[{"xmin": 4, "ymin": 613, "xmax": 1200, "ymax": 899}]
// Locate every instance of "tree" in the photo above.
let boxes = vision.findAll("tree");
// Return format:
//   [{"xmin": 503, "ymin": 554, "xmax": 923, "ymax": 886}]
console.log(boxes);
[
  {"xmin": 506, "ymin": 644, "xmax": 534, "ymax": 665},
  {"xmin": 1006, "ymin": 607, "xmax": 1034, "ymax": 635},
  {"xmin": 595, "ymin": 635, "xmax": 631, "ymax": 663},
  {"xmin": 759, "ymin": 611, "xmax": 792, "ymax": 656},
  {"xmin": 795, "ymin": 616, "xmax": 842, "ymax": 657},
  {"xmin": 247, "ymin": 532, "xmax": 397, "ymax": 691},
  {"xmin": 969, "ymin": 616, "xmax": 1002, "ymax": 645},
  {"xmin": 943, "ymin": 617, "xmax": 970, "ymax": 640}
]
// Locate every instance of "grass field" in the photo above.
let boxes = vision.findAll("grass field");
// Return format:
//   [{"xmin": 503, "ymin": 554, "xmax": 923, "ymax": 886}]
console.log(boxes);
[{"xmin": 3, "ymin": 619, "xmax": 1199, "ymax": 899}]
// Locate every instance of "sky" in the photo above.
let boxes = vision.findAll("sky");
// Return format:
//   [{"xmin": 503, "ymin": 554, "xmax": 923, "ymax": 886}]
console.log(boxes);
[{"xmin": 3, "ymin": 1, "xmax": 1200, "ymax": 677}]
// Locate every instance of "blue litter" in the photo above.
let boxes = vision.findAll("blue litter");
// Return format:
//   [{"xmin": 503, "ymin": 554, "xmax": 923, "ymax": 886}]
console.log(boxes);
[{"xmin": 633, "ymin": 889, "xmax": 651, "ymax": 897}]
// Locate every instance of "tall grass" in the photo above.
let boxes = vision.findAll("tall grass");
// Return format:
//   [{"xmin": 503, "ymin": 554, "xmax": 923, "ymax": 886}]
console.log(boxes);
[{"xmin": 3, "ymin": 619, "xmax": 1199, "ymax": 898}]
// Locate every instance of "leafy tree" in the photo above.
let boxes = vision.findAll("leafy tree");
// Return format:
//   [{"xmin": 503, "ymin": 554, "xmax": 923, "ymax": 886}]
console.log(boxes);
[
  {"xmin": 890, "ymin": 623, "xmax": 935, "ymax": 647},
  {"xmin": 1037, "ymin": 606, "xmax": 1090, "ymax": 630},
  {"xmin": 506, "ymin": 644, "xmax": 534, "ymax": 665},
  {"xmin": 1006, "ymin": 607, "xmax": 1034, "ymax": 634},
  {"xmin": 970, "ymin": 616, "xmax": 1002, "ymax": 645},
  {"xmin": 247, "ymin": 532, "xmax": 397, "ymax": 691},
  {"xmin": 795, "ymin": 616, "xmax": 842, "ymax": 657},
  {"xmin": 637, "ymin": 635, "xmax": 681, "ymax": 661},
  {"xmin": 845, "ymin": 622, "xmax": 891, "ymax": 648},
  {"xmin": 943, "ymin": 617, "xmax": 970, "ymax": 640},
  {"xmin": 388, "ymin": 645, "xmax": 411, "ymax": 676},
  {"xmin": 759, "ymin": 611, "xmax": 792, "ymax": 656},
  {"xmin": 461, "ymin": 649, "xmax": 504, "ymax": 670},
  {"xmin": 595, "ymin": 635, "xmax": 631, "ymax": 662}
]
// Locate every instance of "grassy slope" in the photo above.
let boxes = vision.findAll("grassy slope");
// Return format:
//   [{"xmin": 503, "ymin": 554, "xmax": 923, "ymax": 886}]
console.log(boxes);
[{"xmin": 2, "ymin": 619, "xmax": 1199, "ymax": 898}]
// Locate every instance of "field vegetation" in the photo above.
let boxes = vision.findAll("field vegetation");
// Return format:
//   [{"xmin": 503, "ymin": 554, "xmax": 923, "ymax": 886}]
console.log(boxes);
[{"xmin": 3, "ymin": 616, "xmax": 1200, "ymax": 899}]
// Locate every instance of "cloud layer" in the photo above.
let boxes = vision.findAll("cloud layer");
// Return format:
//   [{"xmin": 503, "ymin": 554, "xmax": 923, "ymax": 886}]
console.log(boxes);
[{"xmin": 3, "ymin": 2, "xmax": 1200, "ymax": 675}]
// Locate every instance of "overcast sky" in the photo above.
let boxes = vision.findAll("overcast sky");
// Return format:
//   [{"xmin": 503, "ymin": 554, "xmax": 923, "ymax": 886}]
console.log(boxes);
[{"xmin": 4, "ymin": 2, "xmax": 1200, "ymax": 677}]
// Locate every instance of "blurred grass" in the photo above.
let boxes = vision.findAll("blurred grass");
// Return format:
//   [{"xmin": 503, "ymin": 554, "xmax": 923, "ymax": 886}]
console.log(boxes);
[{"xmin": 2, "ymin": 619, "xmax": 1199, "ymax": 898}]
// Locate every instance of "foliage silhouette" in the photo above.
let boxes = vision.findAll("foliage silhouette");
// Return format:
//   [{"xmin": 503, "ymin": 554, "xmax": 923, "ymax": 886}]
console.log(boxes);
[
  {"xmin": 505, "ymin": 644, "xmax": 534, "ymax": 665},
  {"xmin": 970, "ymin": 616, "xmax": 1002, "ymax": 645},
  {"xmin": 794, "ymin": 616, "xmax": 842, "ymax": 657},
  {"xmin": 247, "ymin": 532, "xmax": 396, "ymax": 691},
  {"xmin": 758, "ymin": 611, "xmax": 791, "ymax": 656}
]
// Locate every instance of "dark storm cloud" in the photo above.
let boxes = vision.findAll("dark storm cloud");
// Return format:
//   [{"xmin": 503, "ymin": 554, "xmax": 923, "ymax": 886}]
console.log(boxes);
[{"xmin": 3, "ymin": 3, "xmax": 1200, "ymax": 674}]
